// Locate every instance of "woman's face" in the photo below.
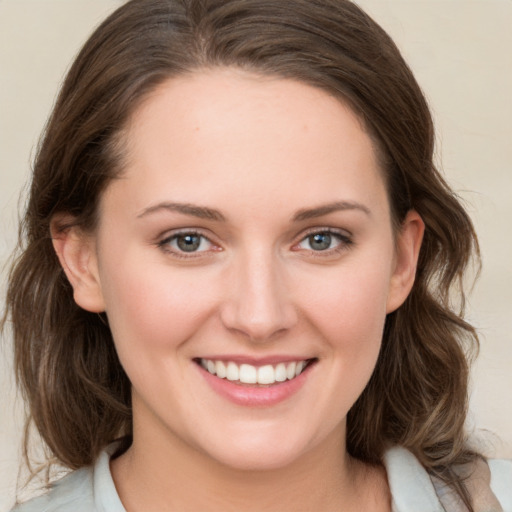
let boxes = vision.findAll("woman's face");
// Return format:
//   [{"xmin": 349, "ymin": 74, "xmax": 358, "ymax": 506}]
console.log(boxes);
[{"xmin": 74, "ymin": 69, "xmax": 421, "ymax": 470}]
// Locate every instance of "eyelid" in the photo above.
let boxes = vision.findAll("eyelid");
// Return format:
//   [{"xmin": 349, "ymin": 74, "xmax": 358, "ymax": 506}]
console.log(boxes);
[
  {"xmin": 155, "ymin": 226, "xmax": 352, "ymax": 258},
  {"xmin": 292, "ymin": 227, "xmax": 353, "ymax": 254},
  {"xmin": 157, "ymin": 228, "xmax": 221, "ymax": 257},
  {"xmin": 295, "ymin": 226, "xmax": 352, "ymax": 243}
]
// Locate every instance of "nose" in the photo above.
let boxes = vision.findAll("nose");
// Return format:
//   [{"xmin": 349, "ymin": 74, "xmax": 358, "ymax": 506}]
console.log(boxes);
[{"xmin": 220, "ymin": 248, "xmax": 298, "ymax": 342}]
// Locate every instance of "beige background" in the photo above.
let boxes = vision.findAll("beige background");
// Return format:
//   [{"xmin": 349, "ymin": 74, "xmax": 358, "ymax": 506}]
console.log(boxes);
[{"xmin": 1, "ymin": 0, "xmax": 511, "ymax": 508}]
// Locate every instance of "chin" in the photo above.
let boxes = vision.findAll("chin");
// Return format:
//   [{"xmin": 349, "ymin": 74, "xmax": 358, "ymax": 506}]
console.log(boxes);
[
  {"xmin": 197, "ymin": 425, "xmax": 320, "ymax": 472},
  {"xmin": 210, "ymin": 446, "xmax": 306, "ymax": 472}
]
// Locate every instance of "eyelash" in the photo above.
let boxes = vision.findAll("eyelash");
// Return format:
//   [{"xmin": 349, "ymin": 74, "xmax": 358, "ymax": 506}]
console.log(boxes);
[
  {"xmin": 156, "ymin": 228, "xmax": 353, "ymax": 259},
  {"xmin": 293, "ymin": 228, "xmax": 353, "ymax": 257},
  {"xmin": 157, "ymin": 230, "xmax": 218, "ymax": 259}
]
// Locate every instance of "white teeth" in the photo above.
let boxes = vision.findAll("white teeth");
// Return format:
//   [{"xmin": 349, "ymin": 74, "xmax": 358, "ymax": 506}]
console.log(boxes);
[
  {"xmin": 226, "ymin": 362, "xmax": 239, "ymax": 381},
  {"xmin": 239, "ymin": 364, "xmax": 257, "ymax": 384},
  {"xmin": 215, "ymin": 360, "xmax": 226, "ymax": 379},
  {"xmin": 200, "ymin": 358, "xmax": 311, "ymax": 385},
  {"xmin": 257, "ymin": 365, "xmax": 275, "ymax": 385},
  {"xmin": 207, "ymin": 360, "xmax": 216, "ymax": 374},
  {"xmin": 275, "ymin": 363, "xmax": 287, "ymax": 382},
  {"xmin": 286, "ymin": 362, "xmax": 296, "ymax": 380}
]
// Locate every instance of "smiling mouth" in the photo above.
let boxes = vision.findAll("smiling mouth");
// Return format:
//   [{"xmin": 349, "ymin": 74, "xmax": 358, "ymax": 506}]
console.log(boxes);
[{"xmin": 194, "ymin": 358, "xmax": 317, "ymax": 386}]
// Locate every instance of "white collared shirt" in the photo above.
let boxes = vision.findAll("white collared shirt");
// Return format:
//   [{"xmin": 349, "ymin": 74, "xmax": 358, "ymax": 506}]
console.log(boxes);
[{"xmin": 11, "ymin": 445, "xmax": 512, "ymax": 512}]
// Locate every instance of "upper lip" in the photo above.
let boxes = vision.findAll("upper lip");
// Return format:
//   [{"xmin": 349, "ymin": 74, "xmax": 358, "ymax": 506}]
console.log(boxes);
[{"xmin": 195, "ymin": 355, "xmax": 316, "ymax": 366}]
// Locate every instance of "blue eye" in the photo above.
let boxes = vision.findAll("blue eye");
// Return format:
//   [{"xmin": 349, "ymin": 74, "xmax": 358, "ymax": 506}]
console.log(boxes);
[
  {"xmin": 161, "ymin": 232, "xmax": 213, "ymax": 253},
  {"xmin": 307, "ymin": 232, "xmax": 333, "ymax": 251},
  {"xmin": 297, "ymin": 231, "xmax": 350, "ymax": 252}
]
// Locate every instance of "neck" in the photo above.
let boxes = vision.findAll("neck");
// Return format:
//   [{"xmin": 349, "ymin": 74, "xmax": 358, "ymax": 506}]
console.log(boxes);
[{"xmin": 110, "ymin": 424, "xmax": 382, "ymax": 512}]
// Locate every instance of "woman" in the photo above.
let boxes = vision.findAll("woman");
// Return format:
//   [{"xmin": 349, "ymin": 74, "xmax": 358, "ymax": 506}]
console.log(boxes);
[{"xmin": 4, "ymin": 0, "xmax": 511, "ymax": 510}]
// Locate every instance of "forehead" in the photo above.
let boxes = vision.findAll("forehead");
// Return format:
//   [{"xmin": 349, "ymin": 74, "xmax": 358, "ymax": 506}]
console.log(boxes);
[
  {"xmin": 107, "ymin": 68, "xmax": 388, "ymax": 219},
  {"xmin": 125, "ymin": 68, "xmax": 373, "ymax": 157}
]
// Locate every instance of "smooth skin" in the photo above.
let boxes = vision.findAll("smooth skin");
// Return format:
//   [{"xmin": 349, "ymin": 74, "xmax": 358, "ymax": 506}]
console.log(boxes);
[{"xmin": 52, "ymin": 68, "xmax": 424, "ymax": 511}]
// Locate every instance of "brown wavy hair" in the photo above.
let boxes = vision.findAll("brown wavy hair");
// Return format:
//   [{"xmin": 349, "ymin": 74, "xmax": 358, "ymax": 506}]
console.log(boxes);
[{"xmin": 4, "ymin": 0, "xmax": 480, "ymax": 508}]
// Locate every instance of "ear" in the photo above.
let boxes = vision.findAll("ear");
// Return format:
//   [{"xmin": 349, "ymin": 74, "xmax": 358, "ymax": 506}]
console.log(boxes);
[
  {"xmin": 386, "ymin": 210, "xmax": 425, "ymax": 313},
  {"xmin": 50, "ymin": 215, "xmax": 106, "ymax": 313}
]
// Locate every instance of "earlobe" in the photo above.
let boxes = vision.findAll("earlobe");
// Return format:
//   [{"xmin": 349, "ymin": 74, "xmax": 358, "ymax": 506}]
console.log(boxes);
[
  {"xmin": 50, "ymin": 215, "xmax": 106, "ymax": 313},
  {"xmin": 386, "ymin": 210, "xmax": 425, "ymax": 314}
]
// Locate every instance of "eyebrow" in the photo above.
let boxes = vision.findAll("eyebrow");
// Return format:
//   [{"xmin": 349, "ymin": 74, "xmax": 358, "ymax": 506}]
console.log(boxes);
[
  {"xmin": 137, "ymin": 200, "xmax": 371, "ymax": 223},
  {"xmin": 137, "ymin": 202, "xmax": 226, "ymax": 221},
  {"xmin": 292, "ymin": 201, "xmax": 371, "ymax": 221}
]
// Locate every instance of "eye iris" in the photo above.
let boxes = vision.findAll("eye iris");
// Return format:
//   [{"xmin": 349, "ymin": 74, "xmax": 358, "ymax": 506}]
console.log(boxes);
[
  {"xmin": 177, "ymin": 234, "xmax": 201, "ymax": 252},
  {"xmin": 309, "ymin": 232, "xmax": 331, "ymax": 251}
]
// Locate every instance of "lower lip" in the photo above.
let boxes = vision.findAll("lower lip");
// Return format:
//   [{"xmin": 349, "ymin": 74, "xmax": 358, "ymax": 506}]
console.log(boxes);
[{"xmin": 197, "ymin": 362, "xmax": 315, "ymax": 407}]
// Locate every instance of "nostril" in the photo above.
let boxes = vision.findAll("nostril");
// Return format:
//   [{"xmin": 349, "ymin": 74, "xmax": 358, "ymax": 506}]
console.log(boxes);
[
  {"xmin": 218, "ymin": 261, "xmax": 297, "ymax": 341},
  {"xmin": 220, "ymin": 302, "xmax": 298, "ymax": 342}
]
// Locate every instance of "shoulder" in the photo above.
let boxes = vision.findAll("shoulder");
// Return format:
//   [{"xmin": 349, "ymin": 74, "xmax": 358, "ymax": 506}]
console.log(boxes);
[
  {"xmin": 488, "ymin": 458, "xmax": 512, "ymax": 510},
  {"xmin": 11, "ymin": 468, "xmax": 95, "ymax": 512},
  {"xmin": 383, "ymin": 446, "xmax": 512, "ymax": 512},
  {"xmin": 383, "ymin": 446, "xmax": 444, "ymax": 511},
  {"xmin": 11, "ymin": 445, "xmax": 125, "ymax": 512}
]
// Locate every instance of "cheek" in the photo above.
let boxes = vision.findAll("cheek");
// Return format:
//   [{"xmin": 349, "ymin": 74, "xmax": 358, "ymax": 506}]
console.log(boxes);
[
  {"xmin": 271, "ymin": 257, "xmax": 392, "ymax": 442},
  {"xmin": 300, "ymin": 257, "xmax": 391, "ymax": 345},
  {"xmin": 98, "ymin": 250, "xmax": 219, "ymax": 359},
  {"xmin": 298, "ymin": 253, "xmax": 392, "ymax": 391}
]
